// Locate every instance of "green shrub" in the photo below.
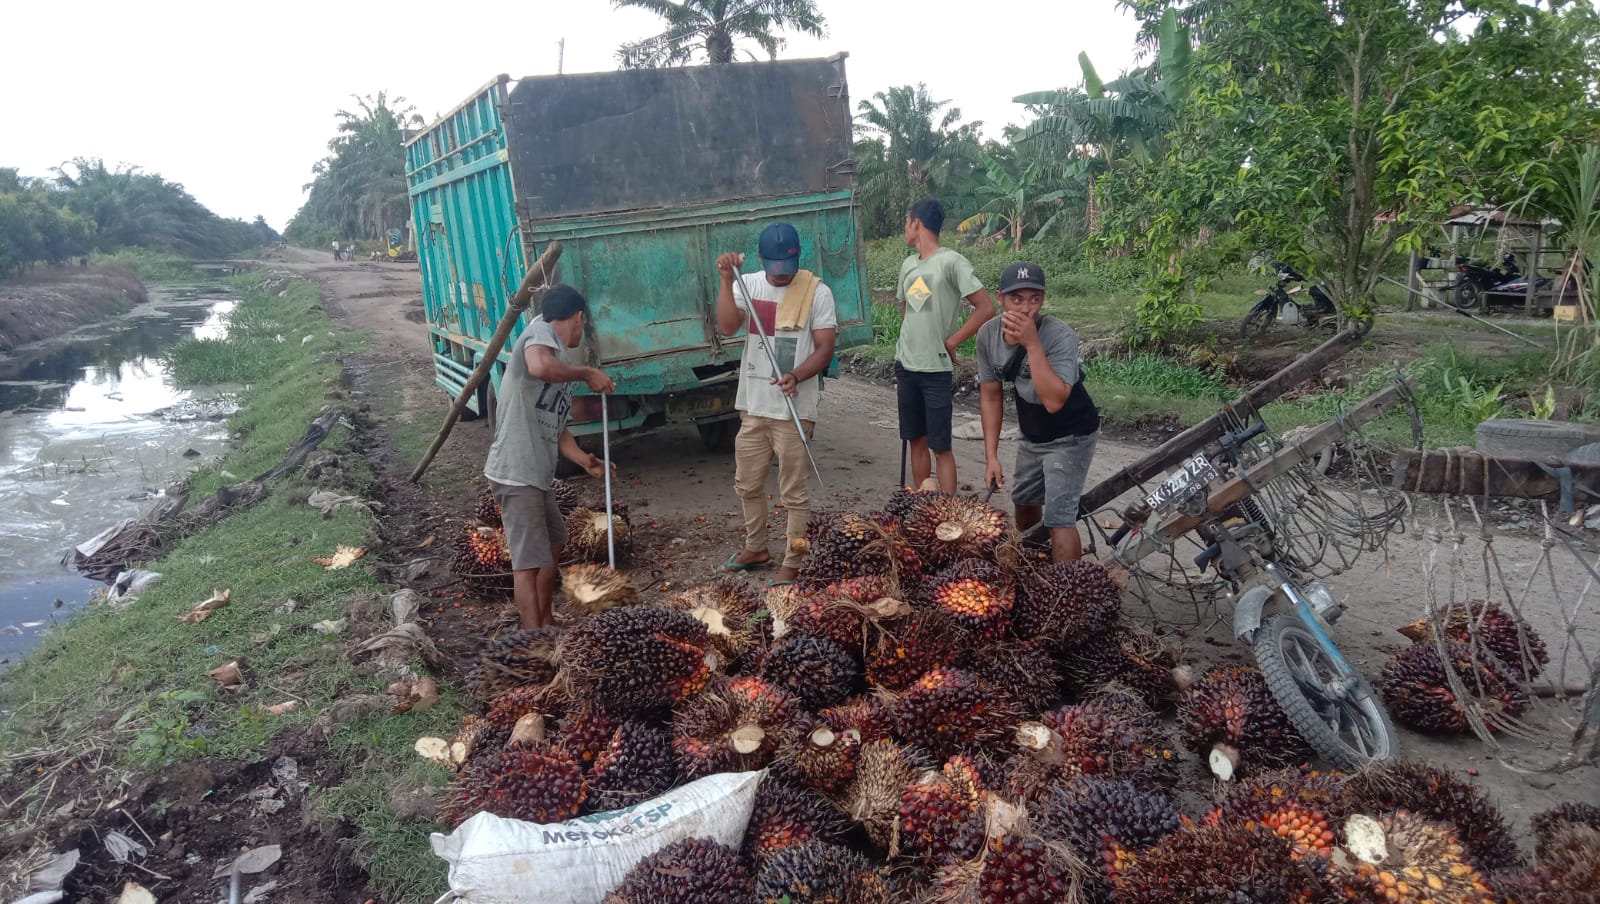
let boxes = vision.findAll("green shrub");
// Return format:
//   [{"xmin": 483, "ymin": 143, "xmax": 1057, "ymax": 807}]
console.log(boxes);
[{"xmin": 91, "ymin": 248, "xmax": 197, "ymax": 282}]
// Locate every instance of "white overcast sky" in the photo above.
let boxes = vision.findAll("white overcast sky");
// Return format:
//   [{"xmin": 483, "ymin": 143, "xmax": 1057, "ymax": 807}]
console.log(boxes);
[{"xmin": 2, "ymin": 0, "xmax": 1143, "ymax": 231}]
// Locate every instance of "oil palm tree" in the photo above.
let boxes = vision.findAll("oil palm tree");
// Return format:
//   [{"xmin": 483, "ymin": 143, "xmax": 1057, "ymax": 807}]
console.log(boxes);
[
  {"xmin": 613, "ymin": 0, "xmax": 826, "ymax": 69},
  {"xmin": 855, "ymin": 84, "xmax": 982, "ymax": 196}
]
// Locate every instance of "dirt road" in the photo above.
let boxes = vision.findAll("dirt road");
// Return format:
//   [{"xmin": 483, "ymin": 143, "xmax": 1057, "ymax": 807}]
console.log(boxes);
[{"xmin": 287, "ymin": 249, "xmax": 1598, "ymax": 844}]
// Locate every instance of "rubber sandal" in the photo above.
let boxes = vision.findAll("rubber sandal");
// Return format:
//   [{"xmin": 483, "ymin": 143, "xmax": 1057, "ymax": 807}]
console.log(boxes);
[
  {"xmin": 718, "ymin": 553, "xmax": 770, "ymax": 573},
  {"xmin": 766, "ymin": 579, "xmax": 795, "ymax": 588}
]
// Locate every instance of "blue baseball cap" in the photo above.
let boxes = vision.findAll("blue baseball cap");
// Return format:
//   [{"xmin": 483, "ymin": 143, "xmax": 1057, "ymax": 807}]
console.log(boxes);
[{"xmin": 758, "ymin": 223, "xmax": 801, "ymax": 277}]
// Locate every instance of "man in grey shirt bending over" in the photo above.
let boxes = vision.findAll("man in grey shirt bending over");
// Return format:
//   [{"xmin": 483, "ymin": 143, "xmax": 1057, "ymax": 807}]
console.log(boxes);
[
  {"xmin": 483, "ymin": 285, "xmax": 615, "ymax": 629},
  {"xmin": 977, "ymin": 261, "xmax": 1101, "ymax": 561}
]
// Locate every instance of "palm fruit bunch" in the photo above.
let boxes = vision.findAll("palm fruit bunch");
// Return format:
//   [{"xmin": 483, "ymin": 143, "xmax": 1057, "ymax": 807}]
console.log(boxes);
[
  {"xmin": 674, "ymin": 676, "xmax": 802, "ymax": 779},
  {"xmin": 552, "ymin": 702, "xmax": 623, "ymax": 769},
  {"xmin": 759, "ymin": 633, "xmax": 859, "ymax": 711},
  {"xmin": 1487, "ymin": 867, "xmax": 1595, "ymax": 904},
  {"xmin": 754, "ymin": 839, "xmax": 894, "ymax": 904},
  {"xmin": 970, "ymin": 640, "xmax": 1060, "ymax": 713},
  {"xmin": 1346, "ymin": 760, "xmax": 1525, "ymax": 872},
  {"xmin": 797, "ymin": 511, "xmax": 897, "ymax": 589},
  {"xmin": 776, "ymin": 718, "xmax": 861, "ymax": 796},
  {"xmin": 563, "ymin": 504, "xmax": 633, "ymax": 564},
  {"xmin": 1531, "ymin": 821, "xmax": 1600, "ymax": 898},
  {"xmin": 560, "ymin": 606, "xmax": 714, "ymax": 718},
  {"xmin": 1014, "ymin": 559, "xmax": 1123, "ymax": 650},
  {"xmin": 439, "ymin": 745, "xmax": 587, "ymax": 827},
  {"xmin": 1534, "ymin": 803, "xmax": 1600, "ymax": 853},
  {"xmin": 465, "ymin": 626, "xmax": 564, "ymax": 701},
  {"xmin": 583, "ymin": 721, "xmax": 677, "ymax": 813},
  {"xmin": 451, "ymin": 522, "xmax": 514, "ymax": 597},
  {"xmin": 844, "ymin": 739, "xmax": 931, "ymax": 847},
  {"xmin": 820, "ymin": 696, "xmax": 893, "ymax": 744},
  {"xmin": 602, "ymin": 837, "xmax": 750, "ymax": 904},
  {"xmin": 559, "ymin": 564, "xmax": 641, "ymax": 616},
  {"xmin": 787, "ymin": 575, "xmax": 903, "ymax": 653},
  {"xmin": 1328, "ymin": 812, "xmax": 1497, "ymax": 904},
  {"xmin": 933, "ymin": 832, "xmax": 1081, "ymax": 904},
  {"xmin": 1530, "ymin": 803, "xmax": 1600, "ymax": 895},
  {"xmin": 742, "ymin": 779, "xmax": 849, "ymax": 865},
  {"xmin": 1014, "ymin": 692, "xmax": 1179, "ymax": 794},
  {"xmin": 1178, "ymin": 665, "xmax": 1313, "ymax": 780},
  {"xmin": 474, "ymin": 485, "xmax": 503, "ymax": 527},
  {"xmin": 1398, "ymin": 599, "xmax": 1549, "ymax": 681},
  {"xmin": 865, "ymin": 611, "xmax": 966, "ymax": 692},
  {"xmin": 666, "ymin": 577, "xmax": 764, "ymax": 669},
  {"xmin": 885, "ymin": 486, "xmax": 938, "ymax": 522},
  {"xmin": 484, "ymin": 681, "xmax": 569, "ymax": 733},
  {"xmin": 549, "ymin": 477, "xmax": 579, "ymax": 515},
  {"xmin": 895, "ymin": 755, "xmax": 993, "ymax": 867},
  {"xmin": 1379, "ymin": 641, "xmax": 1530, "ymax": 734},
  {"xmin": 1204, "ymin": 768, "xmax": 1353, "ymax": 863},
  {"xmin": 897, "ymin": 491, "xmax": 1009, "ymax": 569},
  {"xmin": 1060, "ymin": 621, "xmax": 1188, "ymax": 708},
  {"xmin": 890, "ymin": 667, "xmax": 1019, "ymax": 759},
  {"xmin": 924, "ymin": 558, "xmax": 1016, "ymax": 641},
  {"xmin": 1115, "ymin": 823, "xmax": 1321, "ymax": 903},
  {"xmin": 1036, "ymin": 777, "xmax": 1186, "ymax": 891}
]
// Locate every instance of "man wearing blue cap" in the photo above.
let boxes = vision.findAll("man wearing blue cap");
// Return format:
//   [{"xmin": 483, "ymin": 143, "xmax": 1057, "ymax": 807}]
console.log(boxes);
[{"xmin": 713, "ymin": 223, "xmax": 838, "ymax": 585}]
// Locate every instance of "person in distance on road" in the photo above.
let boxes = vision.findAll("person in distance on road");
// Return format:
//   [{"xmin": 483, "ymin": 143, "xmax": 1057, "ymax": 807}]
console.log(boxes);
[
  {"xmin": 895, "ymin": 197, "xmax": 996, "ymax": 492},
  {"xmin": 482, "ymin": 284, "xmax": 616, "ymax": 629},
  {"xmin": 976, "ymin": 261, "xmax": 1100, "ymax": 562},
  {"xmin": 713, "ymin": 223, "xmax": 838, "ymax": 587}
]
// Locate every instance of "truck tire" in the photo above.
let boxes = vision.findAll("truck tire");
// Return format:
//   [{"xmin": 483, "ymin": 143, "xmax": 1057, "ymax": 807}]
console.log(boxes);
[
  {"xmin": 1474, "ymin": 418, "xmax": 1600, "ymax": 461},
  {"xmin": 697, "ymin": 419, "xmax": 738, "ymax": 453}
]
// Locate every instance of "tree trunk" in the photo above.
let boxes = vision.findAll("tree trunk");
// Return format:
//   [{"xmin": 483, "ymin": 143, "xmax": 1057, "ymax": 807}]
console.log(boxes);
[
  {"xmin": 1085, "ymin": 171, "xmax": 1102, "ymax": 237},
  {"xmin": 706, "ymin": 29, "xmax": 734, "ymax": 64}
]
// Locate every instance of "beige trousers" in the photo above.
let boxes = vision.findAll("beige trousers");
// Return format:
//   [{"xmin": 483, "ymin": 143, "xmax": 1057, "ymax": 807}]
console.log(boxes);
[{"xmin": 734, "ymin": 413, "xmax": 815, "ymax": 569}]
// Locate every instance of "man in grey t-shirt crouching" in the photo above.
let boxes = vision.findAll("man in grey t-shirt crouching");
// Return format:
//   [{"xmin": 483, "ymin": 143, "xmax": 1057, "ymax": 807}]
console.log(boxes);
[
  {"xmin": 976, "ymin": 262, "xmax": 1100, "ymax": 562},
  {"xmin": 483, "ymin": 285, "xmax": 616, "ymax": 629}
]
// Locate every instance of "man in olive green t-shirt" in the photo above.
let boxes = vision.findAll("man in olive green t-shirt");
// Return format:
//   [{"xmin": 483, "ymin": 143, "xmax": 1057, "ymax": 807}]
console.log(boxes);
[{"xmin": 894, "ymin": 197, "xmax": 996, "ymax": 492}]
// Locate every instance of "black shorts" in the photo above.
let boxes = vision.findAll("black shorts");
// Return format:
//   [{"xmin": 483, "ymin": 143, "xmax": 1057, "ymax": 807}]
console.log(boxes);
[{"xmin": 895, "ymin": 363, "xmax": 953, "ymax": 452}]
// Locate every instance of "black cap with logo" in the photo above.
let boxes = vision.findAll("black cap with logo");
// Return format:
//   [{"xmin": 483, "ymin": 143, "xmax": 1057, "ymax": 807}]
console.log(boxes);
[{"xmin": 999, "ymin": 261, "xmax": 1047, "ymax": 294}]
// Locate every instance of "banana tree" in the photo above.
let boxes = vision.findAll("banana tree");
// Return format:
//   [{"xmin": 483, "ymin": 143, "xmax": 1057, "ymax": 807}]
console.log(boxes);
[{"xmin": 957, "ymin": 152, "xmax": 1079, "ymax": 251}]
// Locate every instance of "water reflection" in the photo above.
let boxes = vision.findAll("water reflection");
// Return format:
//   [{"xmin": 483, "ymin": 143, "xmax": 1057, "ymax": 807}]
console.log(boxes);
[{"xmin": 0, "ymin": 285, "xmax": 239, "ymax": 662}]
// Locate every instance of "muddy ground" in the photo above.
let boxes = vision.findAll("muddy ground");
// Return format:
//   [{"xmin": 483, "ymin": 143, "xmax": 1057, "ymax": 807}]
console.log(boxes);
[
  {"xmin": 0, "ymin": 265, "xmax": 148, "ymax": 352},
  {"xmin": 3, "ymin": 248, "xmax": 1593, "ymax": 902},
  {"xmin": 301, "ymin": 245, "xmax": 1596, "ymax": 808}
]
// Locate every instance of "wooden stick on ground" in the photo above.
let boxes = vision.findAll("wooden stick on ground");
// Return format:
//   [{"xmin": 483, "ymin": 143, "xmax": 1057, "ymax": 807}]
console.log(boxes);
[{"xmin": 409, "ymin": 241, "xmax": 564, "ymax": 484}]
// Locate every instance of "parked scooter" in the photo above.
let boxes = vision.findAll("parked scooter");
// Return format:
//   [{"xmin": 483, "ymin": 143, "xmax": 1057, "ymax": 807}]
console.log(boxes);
[
  {"xmin": 1453, "ymin": 253, "xmax": 1521, "ymax": 310},
  {"xmin": 1240, "ymin": 263, "xmax": 1338, "ymax": 338}
]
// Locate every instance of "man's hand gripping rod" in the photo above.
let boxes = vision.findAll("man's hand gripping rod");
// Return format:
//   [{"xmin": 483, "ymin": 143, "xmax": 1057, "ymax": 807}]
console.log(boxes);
[{"xmin": 729, "ymin": 271, "xmax": 825, "ymax": 488}]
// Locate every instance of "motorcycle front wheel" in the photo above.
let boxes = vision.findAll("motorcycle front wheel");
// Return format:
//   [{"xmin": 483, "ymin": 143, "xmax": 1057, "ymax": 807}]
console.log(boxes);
[
  {"xmin": 1251, "ymin": 613, "xmax": 1398, "ymax": 769},
  {"xmin": 1240, "ymin": 301, "xmax": 1276, "ymax": 339}
]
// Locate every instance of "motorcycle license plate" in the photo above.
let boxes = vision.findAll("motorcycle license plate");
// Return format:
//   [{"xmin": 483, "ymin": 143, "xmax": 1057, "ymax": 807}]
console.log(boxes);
[{"xmin": 1146, "ymin": 453, "xmax": 1219, "ymax": 514}]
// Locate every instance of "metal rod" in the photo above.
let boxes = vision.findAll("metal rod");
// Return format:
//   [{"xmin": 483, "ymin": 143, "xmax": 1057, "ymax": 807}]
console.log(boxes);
[
  {"xmin": 729, "ymin": 271, "xmax": 825, "ymax": 488},
  {"xmin": 601, "ymin": 393, "xmax": 615, "ymax": 569},
  {"xmin": 1376, "ymin": 274, "xmax": 1546, "ymax": 349}
]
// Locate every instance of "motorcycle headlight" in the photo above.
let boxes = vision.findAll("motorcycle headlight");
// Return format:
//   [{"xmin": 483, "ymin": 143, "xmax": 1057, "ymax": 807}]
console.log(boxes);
[{"xmin": 1304, "ymin": 581, "xmax": 1340, "ymax": 616}]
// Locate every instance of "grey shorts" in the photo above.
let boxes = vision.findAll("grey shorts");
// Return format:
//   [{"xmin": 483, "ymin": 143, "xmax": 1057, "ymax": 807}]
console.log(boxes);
[
  {"xmin": 1012, "ymin": 432, "xmax": 1099, "ymax": 528},
  {"xmin": 489, "ymin": 480, "xmax": 568, "ymax": 570}
]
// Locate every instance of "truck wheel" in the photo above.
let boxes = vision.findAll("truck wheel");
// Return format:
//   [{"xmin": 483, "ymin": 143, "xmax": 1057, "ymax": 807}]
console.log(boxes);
[
  {"xmin": 1474, "ymin": 418, "xmax": 1600, "ymax": 461},
  {"xmin": 1252, "ymin": 613, "xmax": 1398, "ymax": 770},
  {"xmin": 697, "ymin": 419, "xmax": 737, "ymax": 453}
]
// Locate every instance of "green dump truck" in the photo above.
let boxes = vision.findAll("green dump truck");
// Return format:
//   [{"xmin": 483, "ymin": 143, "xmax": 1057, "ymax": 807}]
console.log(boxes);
[{"xmin": 404, "ymin": 55, "xmax": 872, "ymax": 451}]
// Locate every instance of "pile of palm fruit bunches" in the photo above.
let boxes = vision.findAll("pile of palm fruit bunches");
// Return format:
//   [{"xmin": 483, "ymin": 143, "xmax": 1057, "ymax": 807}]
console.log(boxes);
[{"xmin": 438, "ymin": 485, "xmax": 1591, "ymax": 904}]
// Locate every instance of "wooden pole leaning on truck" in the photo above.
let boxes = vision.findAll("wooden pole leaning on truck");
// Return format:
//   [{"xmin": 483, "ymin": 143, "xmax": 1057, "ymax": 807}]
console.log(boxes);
[{"xmin": 408, "ymin": 241, "xmax": 564, "ymax": 484}]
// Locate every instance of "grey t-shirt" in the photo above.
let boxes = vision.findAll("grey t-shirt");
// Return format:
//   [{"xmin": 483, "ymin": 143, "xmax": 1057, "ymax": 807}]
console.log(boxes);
[
  {"xmin": 483, "ymin": 317, "xmax": 570, "ymax": 490},
  {"xmin": 975, "ymin": 314, "xmax": 1082, "ymax": 404}
]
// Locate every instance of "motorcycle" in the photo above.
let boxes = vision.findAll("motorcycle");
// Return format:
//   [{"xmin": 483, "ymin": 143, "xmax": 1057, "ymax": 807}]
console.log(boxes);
[
  {"xmin": 1107, "ymin": 391, "xmax": 1409, "ymax": 772},
  {"xmin": 1453, "ymin": 253, "xmax": 1521, "ymax": 310},
  {"xmin": 1240, "ymin": 263, "xmax": 1338, "ymax": 338}
]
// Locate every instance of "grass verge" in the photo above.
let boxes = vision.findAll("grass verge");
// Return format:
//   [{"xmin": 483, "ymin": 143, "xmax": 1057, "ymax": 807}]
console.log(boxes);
[
  {"xmin": 91, "ymin": 247, "xmax": 200, "ymax": 282},
  {"xmin": 0, "ymin": 269, "xmax": 457, "ymax": 903}
]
